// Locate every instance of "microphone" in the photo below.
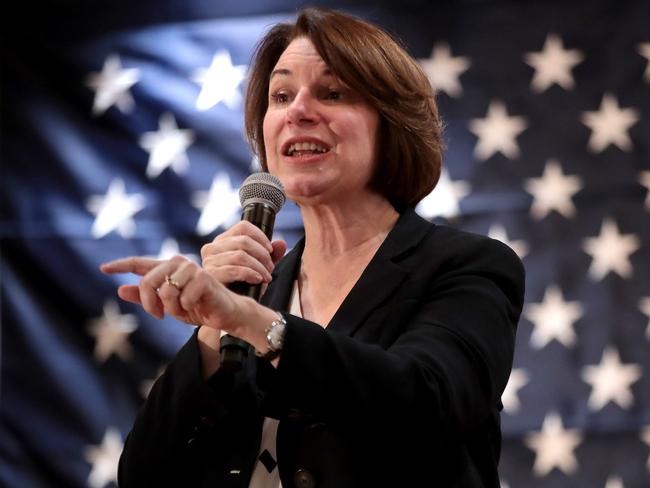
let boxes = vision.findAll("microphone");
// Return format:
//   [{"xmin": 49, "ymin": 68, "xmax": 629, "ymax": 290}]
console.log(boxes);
[{"xmin": 219, "ymin": 172, "xmax": 286, "ymax": 372}]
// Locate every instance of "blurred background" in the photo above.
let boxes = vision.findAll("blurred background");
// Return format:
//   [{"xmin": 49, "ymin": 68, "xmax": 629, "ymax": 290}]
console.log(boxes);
[{"xmin": 1, "ymin": 0, "xmax": 649, "ymax": 486}]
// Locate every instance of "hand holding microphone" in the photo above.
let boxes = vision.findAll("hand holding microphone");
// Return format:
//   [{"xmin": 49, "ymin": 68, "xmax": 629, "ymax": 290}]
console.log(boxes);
[
  {"xmin": 201, "ymin": 172, "xmax": 286, "ymax": 372},
  {"xmin": 100, "ymin": 173, "xmax": 286, "ymax": 374}
]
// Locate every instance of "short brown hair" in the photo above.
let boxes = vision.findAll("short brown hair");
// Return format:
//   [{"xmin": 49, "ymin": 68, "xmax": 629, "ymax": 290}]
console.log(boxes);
[{"xmin": 245, "ymin": 7, "xmax": 443, "ymax": 208}]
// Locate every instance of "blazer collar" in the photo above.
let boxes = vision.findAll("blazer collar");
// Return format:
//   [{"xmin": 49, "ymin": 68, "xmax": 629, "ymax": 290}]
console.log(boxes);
[
  {"xmin": 261, "ymin": 207, "xmax": 434, "ymax": 337},
  {"xmin": 261, "ymin": 238, "xmax": 304, "ymax": 312}
]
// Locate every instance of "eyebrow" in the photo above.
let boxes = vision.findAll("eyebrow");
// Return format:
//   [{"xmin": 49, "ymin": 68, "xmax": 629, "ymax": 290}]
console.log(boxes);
[
  {"xmin": 269, "ymin": 67, "xmax": 334, "ymax": 80},
  {"xmin": 269, "ymin": 68, "xmax": 291, "ymax": 80}
]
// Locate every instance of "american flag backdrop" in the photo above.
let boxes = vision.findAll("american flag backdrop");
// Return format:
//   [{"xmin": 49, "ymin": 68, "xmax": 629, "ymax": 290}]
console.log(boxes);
[{"xmin": 2, "ymin": 0, "xmax": 649, "ymax": 486}]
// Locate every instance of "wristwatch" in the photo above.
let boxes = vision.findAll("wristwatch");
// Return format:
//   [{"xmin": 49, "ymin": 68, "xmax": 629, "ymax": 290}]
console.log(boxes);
[{"xmin": 257, "ymin": 313, "xmax": 286, "ymax": 361}]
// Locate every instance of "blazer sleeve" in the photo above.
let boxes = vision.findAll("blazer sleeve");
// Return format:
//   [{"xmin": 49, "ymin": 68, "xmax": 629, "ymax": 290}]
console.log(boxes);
[
  {"xmin": 117, "ymin": 329, "xmax": 260, "ymax": 487},
  {"xmin": 117, "ymin": 331, "xmax": 207, "ymax": 486},
  {"xmin": 261, "ymin": 234, "xmax": 525, "ymax": 446}
]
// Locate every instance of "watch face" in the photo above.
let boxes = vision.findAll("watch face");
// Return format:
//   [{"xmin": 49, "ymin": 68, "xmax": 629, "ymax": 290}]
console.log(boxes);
[
  {"xmin": 268, "ymin": 328, "xmax": 281, "ymax": 348},
  {"xmin": 267, "ymin": 321, "xmax": 285, "ymax": 350}
]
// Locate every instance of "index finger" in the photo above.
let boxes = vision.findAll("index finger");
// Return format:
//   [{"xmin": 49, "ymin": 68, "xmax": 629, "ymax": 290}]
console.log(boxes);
[
  {"xmin": 100, "ymin": 257, "xmax": 163, "ymax": 276},
  {"xmin": 224, "ymin": 221, "xmax": 273, "ymax": 252}
]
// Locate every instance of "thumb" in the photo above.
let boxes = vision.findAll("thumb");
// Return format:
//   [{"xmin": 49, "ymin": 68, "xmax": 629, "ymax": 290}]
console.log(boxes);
[
  {"xmin": 117, "ymin": 285, "xmax": 143, "ymax": 305},
  {"xmin": 270, "ymin": 239, "xmax": 288, "ymax": 265}
]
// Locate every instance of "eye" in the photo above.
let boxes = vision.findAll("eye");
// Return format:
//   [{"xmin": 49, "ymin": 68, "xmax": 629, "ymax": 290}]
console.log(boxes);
[
  {"xmin": 325, "ymin": 90, "xmax": 341, "ymax": 100},
  {"xmin": 270, "ymin": 92, "xmax": 290, "ymax": 104}
]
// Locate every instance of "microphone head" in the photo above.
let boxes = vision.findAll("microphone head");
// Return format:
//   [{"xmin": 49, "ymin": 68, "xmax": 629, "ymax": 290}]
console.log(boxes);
[{"xmin": 239, "ymin": 172, "xmax": 286, "ymax": 213}]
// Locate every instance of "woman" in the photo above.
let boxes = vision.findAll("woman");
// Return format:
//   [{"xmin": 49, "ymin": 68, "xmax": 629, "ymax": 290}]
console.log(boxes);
[{"xmin": 101, "ymin": 7, "xmax": 525, "ymax": 487}]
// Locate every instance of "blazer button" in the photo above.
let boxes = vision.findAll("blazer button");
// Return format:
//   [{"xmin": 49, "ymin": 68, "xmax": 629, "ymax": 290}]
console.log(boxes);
[
  {"xmin": 198, "ymin": 415, "xmax": 214, "ymax": 429},
  {"xmin": 293, "ymin": 468, "xmax": 315, "ymax": 488},
  {"xmin": 287, "ymin": 408, "xmax": 304, "ymax": 421}
]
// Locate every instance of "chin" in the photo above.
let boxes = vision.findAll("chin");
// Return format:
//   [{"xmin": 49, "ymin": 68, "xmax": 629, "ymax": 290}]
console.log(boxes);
[{"xmin": 284, "ymin": 178, "xmax": 336, "ymax": 205}]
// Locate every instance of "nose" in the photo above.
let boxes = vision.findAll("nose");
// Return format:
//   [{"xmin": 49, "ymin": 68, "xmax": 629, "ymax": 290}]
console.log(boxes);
[{"xmin": 286, "ymin": 89, "xmax": 319, "ymax": 125}]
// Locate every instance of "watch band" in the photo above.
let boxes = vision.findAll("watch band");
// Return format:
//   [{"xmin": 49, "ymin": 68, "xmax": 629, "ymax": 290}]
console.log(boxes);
[{"xmin": 257, "ymin": 313, "xmax": 286, "ymax": 361}]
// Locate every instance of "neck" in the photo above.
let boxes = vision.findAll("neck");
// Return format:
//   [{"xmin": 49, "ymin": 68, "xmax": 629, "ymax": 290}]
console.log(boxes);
[{"xmin": 299, "ymin": 193, "xmax": 399, "ymax": 265}]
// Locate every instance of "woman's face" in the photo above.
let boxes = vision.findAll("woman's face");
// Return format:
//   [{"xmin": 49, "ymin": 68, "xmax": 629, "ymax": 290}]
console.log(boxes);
[{"xmin": 262, "ymin": 37, "xmax": 380, "ymax": 205}]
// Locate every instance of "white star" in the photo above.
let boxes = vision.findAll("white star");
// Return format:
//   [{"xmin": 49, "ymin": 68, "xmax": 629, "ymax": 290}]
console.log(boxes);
[
  {"xmin": 86, "ymin": 54, "xmax": 140, "ymax": 116},
  {"xmin": 84, "ymin": 427, "xmax": 123, "ymax": 488},
  {"xmin": 524, "ymin": 33, "xmax": 584, "ymax": 92},
  {"xmin": 524, "ymin": 159, "xmax": 583, "ymax": 219},
  {"xmin": 139, "ymin": 112, "xmax": 195, "ymax": 179},
  {"xmin": 502, "ymin": 368, "xmax": 529, "ymax": 414},
  {"xmin": 604, "ymin": 476, "xmax": 624, "ymax": 488},
  {"xmin": 157, "ymin": 237, "xmax": 182, "ymax": 260},
  {"xmin": 468, "ymin": 101, "xmax": 528, "ymax": 160},
  {"xmin": 416, "ymin": 168, "xmax": 470, "ymax": 219},
  {"xmin": 155, "ymin": 238, "xmax": 199, "ymax": 263},
  {"xmin": 86, "ymin": 178, "xmax": 146, "ymax": 239},
  {"xmin": 488, "ymin": 224, "xmax": 529, "ymax": 259},
  {"xmin": 140, "ymin": 365, "xmax": 166, "ymax": 398},
  {"xmin": 640, "ymin": 297, "xmax": 650, "ymax": 341},
  {"xmin": 641, "ymin": 426, "xmax": 650, "ymax": 471},
  {"xmin": 193, "ymin": 173, "xmax": 242, "ymax": 235},
  {"xmin": 87, "ymin": 300, "xmax": 138, "ymax": 363},
  {"xmin": 192, "ymin": 50, "xmax": 247, "ymax": 111},
  {"xmin": 582, "ymin": 346, "xmax": 642, "ymax": 411},
  {"xmin": 639, "ymin": 171, "xmax": 650, "ymax": 210},
  {"xmin": 525, "ymin": 285, "xmax": 583, "ymax": 349},
  {"xmin": 525, "ymin": 412, "xmax": 582, "ymax": 477},
  {"xmin": 638, "ymin": 43, "xmax": 650, "ymax": 83},
  {"xmin": 418, "ymin": 43, "xmax": 471, "ymax": 98},
  {"xmin": 581, "ymin": 94, "xmax": 640, "ymax": 153},
  {"xmin": 582, "ymin": 217, "xmax": 640, "ymax": 280}
]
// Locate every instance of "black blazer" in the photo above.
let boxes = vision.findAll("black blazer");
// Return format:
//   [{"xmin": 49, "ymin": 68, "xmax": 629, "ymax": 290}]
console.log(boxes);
[{"xmin": 118, "ymin": 208, "xmax": 525, "ymax": 488}]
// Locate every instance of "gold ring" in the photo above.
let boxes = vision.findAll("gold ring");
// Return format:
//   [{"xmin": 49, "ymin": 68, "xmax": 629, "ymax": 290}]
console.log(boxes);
[{"xmin": 164, "ymin": 275, "xmax": 182, "ymax": 291}]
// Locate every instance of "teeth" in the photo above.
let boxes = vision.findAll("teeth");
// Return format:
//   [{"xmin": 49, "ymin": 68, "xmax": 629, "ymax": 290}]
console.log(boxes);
[{"xmin": 286, "ymin": 141, "xmax": 328, "ymax": 155}]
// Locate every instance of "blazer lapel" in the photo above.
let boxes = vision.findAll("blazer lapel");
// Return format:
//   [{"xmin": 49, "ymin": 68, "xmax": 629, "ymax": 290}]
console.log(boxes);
[
  {"xmin": 328, "ymin": 208, "xmax": 433, "ymax": 337},
  {"xmin": 261, "ymin": 238, "xmax": 304, "ymax": 311},
  {"xmin": 261, "ymin": 208, "xmax": 434, "ymax": 337}
]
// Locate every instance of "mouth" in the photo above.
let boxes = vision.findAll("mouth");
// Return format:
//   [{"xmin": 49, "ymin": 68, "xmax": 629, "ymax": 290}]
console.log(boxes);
[{"xmin": 282, "ymin": 138, "xmax": 331, "ymax": 157}]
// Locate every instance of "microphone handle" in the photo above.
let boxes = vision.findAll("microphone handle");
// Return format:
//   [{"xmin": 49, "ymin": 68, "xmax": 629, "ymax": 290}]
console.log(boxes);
[{"xmin": 219, "ymin": 203, "xmax": 276, "ymax": 373}]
